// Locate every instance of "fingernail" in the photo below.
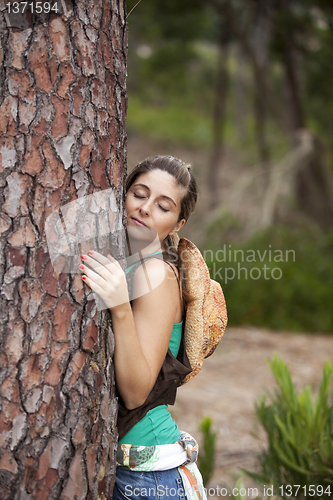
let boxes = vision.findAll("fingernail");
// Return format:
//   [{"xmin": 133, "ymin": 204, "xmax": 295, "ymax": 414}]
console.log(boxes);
[
  {"xmin": 81, "ymin": 255, "xmax": 87, "ymax": 260},
  {"xmin": 107, "ymin": 254, "xmax": 113, "ymax": 259},
  {"xmin": 88, "ymin": 250, "xmax": 94, "ymax": 255},
  {"xmin": 82, "ymin": 276, "xmax": 86, "ymax": 281},
  {"xmin": 79, "ymin": 264, "xmax": 84, "ymax": 270}
]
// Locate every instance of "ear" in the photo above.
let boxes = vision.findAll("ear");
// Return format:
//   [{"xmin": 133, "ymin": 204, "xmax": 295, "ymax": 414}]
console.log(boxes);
[{"xmin": 169, "ymin": 218, "xmax": 186, "ymax": 237}]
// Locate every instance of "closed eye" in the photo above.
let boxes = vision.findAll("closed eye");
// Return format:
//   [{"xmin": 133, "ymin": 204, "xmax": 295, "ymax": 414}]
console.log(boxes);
[{"xmin": 134, "ymin": 194, "xmax": 169, "ymax": 212}]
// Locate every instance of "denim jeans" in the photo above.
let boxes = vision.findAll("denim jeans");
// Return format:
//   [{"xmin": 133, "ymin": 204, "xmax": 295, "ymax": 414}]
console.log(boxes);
[{"xmin": 113, "ymin": 467, "xmax": 187, "ymax": 500}]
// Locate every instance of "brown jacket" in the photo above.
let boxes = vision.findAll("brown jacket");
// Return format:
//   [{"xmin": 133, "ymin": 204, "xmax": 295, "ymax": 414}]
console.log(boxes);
[{"xmin": 116, "ymin": 252, "xmax": 192, "ymax": 441}]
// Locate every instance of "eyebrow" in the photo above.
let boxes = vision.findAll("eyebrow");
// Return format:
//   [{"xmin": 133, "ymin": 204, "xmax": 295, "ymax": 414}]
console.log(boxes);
[{"xmin": 132, "ymin": 183, "xmax": 177, "ymax": 207}]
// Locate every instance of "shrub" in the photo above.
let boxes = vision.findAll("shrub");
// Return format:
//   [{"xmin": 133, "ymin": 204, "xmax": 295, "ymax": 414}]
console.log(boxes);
[
  {"xmin": 243, "ymin": 355, "xmax": 333, "ymax": 499},
  {"xmin": 198, "ymin": 416, "xmax": 217, "ymax": 486}
]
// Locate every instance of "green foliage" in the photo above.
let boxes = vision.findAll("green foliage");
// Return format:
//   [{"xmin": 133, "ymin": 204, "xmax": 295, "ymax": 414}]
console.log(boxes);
[
  {"xmin": 127, "ymin": 0, "xmax": 210, "ymax": 43},
  {"xmin": 232, "ymin": 477, "xmax": 247, "ymax": 500},
  {"xmin": 127, "ymin": 95, "xmax": 212, "ymax": 146},
  {"xmin": 198, "ymin": 416, "xmax": 217, "ymax": 486},
  {"xmin": 204, "ymin": 225, "xmax": 333, "ymax": 333},
  {"xmin": 126, "ymin": 0, "xmax": 214, "ymax": 102},
  {"xmin": 243, "ymin": 355, "xmax": 333, "ymax": 498}
]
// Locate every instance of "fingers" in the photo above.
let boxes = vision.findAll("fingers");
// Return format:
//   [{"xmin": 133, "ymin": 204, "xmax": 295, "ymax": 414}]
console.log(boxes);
[
  {"xmin": 79, "ymin": 250, "xmax": 129, "ymax": 310},
  {"xmin": 81, "ymin": 250, "xmax": 121, "ymax": 279},
  {"xmin": 81, "ymin": 274, "xmax": 105, "ymax": 296},
  {"xmin": 88, "ymin": 250, "xmax": 113, "ymax": 267},
  {"xmin": 89, "ymin": 250, "xmax": 122, "ymax": 269},
  {"xmin": 79, "ymin": 263, "xmax": 106, "ymax": 287}
]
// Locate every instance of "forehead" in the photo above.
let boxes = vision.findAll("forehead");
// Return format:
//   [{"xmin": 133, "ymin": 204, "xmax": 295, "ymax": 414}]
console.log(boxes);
[{"xmin": 132, "ymin": 169, "xmax": 186, "ymax": 200}]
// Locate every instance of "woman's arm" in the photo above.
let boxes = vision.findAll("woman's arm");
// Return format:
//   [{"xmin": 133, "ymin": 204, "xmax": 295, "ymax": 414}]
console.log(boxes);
[
  {"xmin": 79, "ymin": 253, "xmax": 180, "ymax": 409},
  {"xmin": 112, "ymin": 258, "xmax": 180, "ymax": 409}
]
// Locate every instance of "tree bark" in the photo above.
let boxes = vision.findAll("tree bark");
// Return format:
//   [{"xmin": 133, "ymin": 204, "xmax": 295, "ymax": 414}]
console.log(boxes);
[{"xmin": 0, "ymin": 0, "xmax": 127, "ymax": 498}]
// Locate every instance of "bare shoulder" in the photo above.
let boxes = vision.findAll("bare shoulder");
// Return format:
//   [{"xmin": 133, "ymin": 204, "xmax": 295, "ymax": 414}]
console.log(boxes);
[{"xmin": 132, "ymin": 257, "xmax": 179, "ymax": 299}]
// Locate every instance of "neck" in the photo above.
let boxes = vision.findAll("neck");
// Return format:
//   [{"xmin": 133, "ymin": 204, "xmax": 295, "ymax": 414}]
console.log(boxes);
[{"xmin": 125, "ymin": 236, "xmax": 163, "ymax": 267}]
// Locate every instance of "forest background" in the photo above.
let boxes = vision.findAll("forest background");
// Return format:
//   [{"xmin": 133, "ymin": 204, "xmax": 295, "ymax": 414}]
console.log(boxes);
[{"xmin": 126, "ymin": 0, "xmax": 333, "ymax": 334}]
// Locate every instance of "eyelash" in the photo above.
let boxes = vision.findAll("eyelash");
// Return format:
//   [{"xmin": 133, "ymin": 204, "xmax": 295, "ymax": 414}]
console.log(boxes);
[{"xmin": 133, "ymin": 193, "xmax": 169, "ymax": 212}]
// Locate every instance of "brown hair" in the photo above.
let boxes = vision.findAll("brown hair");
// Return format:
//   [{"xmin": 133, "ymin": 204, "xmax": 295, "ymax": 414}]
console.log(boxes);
[{"xmin": 126, "ymin": 155, "xmax": 198, "ymax": 309}]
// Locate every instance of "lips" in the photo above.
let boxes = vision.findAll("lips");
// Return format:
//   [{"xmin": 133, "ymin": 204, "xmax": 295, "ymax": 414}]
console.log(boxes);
[{"xmin": 131, "ymin": 217, "xmax": 148, "ymax": 227}]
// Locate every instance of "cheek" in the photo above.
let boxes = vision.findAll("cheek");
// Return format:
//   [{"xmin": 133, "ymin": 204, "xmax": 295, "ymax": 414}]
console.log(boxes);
[
  {"xmin": 161, "ymin": 214, "xmax": 179, "ymax": 234},
  {"xmin": 125, "ymin": 195, "xmax": 134, "ymax": 213}
]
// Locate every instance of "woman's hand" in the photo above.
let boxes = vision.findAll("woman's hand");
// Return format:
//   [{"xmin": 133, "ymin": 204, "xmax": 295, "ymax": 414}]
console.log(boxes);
[{"xmin": 79, "ymin": 251, "xmax": 129, "ymax": 311}]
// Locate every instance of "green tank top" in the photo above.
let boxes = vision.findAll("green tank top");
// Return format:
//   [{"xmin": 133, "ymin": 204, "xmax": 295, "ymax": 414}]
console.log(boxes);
[{"xmin": 118, "ymin": 250, "xmax": 182, "ymax": 446}]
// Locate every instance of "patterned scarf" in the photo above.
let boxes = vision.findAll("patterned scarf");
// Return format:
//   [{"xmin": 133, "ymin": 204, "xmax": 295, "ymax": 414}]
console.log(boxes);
[{"xmin": 116, "ymin": 431, "xmax": 207, "ymax": 500}]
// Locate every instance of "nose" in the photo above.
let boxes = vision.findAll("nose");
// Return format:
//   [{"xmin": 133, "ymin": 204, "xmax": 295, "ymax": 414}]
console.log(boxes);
[{"xmin": 138, "ymin": 199, "xmax": 151, "ymax": 216}]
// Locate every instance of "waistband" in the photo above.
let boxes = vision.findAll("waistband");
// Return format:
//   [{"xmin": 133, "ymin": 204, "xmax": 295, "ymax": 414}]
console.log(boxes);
[{"xmin": 116, "ymin": 430, "xmax": 198, "ymax": 471}]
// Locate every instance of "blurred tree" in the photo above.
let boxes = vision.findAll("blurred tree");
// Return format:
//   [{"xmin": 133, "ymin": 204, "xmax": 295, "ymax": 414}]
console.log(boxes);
[
  {"xmin": 206, "ymin": 0, "xmax": 333, "ymax": 229},
  {"xmin": 302, "ymin": 0, "xmax": 333, "ymax": 157},
  {"xmin": 126, "ymin": 0, "xmax": 210, "ymax": 103},
  {"xmin": 207, "ymin": 25, "xmax": 230, "ymax": 209},
  {"xmin": 251, "ymin": 0, "xmax": 274, "ymax": 177},
  {"xmin": 205, "ymin": 1, "xmax": 286, "ymax": 123},
  {"xmin": 207, "ymin": 31, "xmax": 229, "ymax": 208},
  {"xmin": 271, "ymin": 0, "xmax": 333, "ymax": 229}
]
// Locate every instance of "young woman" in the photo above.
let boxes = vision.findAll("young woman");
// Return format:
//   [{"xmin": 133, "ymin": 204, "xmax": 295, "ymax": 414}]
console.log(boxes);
[{"xmin": 79, "ymin": 156, "xmax": 205, "ymax": 500}]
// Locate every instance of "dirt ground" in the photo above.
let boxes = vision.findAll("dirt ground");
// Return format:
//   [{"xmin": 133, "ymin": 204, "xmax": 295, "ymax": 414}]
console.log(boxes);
[{"xmin": 170, "ymin": 326, "xmax": 333, "ymax": 497}]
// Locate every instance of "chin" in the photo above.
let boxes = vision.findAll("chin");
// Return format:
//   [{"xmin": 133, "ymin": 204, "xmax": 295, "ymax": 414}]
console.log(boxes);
[{"xmin": 127, "ymin": 225, "xmax": 154, "ymax": 243}]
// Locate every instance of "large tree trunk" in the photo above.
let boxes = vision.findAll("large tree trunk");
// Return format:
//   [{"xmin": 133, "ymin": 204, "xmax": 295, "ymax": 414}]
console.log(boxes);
[{"xmin": 0, "ymin": 1, "xmax": 127, "ymax": 498}]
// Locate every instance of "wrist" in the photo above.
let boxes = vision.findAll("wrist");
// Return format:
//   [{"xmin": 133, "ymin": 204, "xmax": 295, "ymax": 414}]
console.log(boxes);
[{"xmin": 110, "ymin": 301, "xmax": 132, "ymax": 320}]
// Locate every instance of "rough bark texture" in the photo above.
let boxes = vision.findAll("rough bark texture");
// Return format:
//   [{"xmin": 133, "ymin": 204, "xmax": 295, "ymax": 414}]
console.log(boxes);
[{"xmin": 0, "ymin": 0, "xmax": 127, "ymax": 498}]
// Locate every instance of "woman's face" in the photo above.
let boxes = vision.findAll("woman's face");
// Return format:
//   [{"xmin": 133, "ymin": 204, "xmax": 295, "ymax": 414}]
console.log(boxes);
[{"xmin": 126, "ymin": 169, "xmax": 186, "ymax": 248}]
